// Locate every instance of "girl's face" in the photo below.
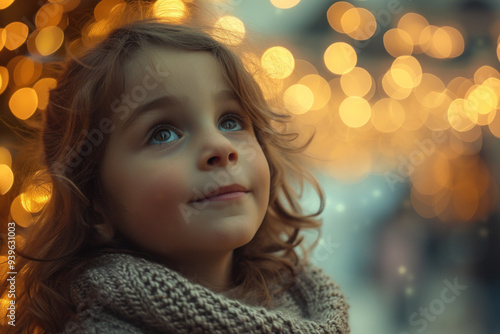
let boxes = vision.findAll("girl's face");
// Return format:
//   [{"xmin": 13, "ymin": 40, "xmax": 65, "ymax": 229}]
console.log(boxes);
[{"xmin": 100, "ymin": 48, "xmax": 270, "ymax": 261}]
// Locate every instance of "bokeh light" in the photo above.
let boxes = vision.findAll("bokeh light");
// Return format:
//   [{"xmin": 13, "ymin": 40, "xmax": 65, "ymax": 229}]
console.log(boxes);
[
  {"xmin": 3, "ymin": 22, "xmax": 29, "ymax": 51},
  {"xmin": 94, "ymin": 0, "xmax": 124, "ymax": 21},
  {"xmin": 340, "ymin": 66, "xmax": 372, "ymax": 97},
  {"xmin": 10, "ymin": 195, "xmax": 34, "ymax": 228},
  {"xmin": 0, "ymin": 0, "xmax": 14, "ymax": 10},
  {"xmin": 327, "ymin": 1, "xmax": 355, "ymax": 34},
  {"xmin": 36, "ymin": 26, "xmax": 65, "ymax": 56},
  {"xmin": 0, "ymin": 164, "xmax": 14, "ymax": 195},
  {"xmin": 270, "ymin": 0, "xmax": 301, "ymax": 9},
  {"xmin": 153, "ymin": 0, "xmax": 187, "ymax": 23},
  {"xmin": 35, "ymin": 3, "xmax": 64, "ymax": 29},
  {"xmin": 8, "ymin": 87, "xmax": 38, "ymax": 120},
  {"xmin": 13, "ymin": 57, "xmax": 42, "ymax": 86},
  {"xmin": 212, "ymin": 16, "xmax": 246, "ymax": 46},
  {"xmin": 33, "ymin": 78, "xmax": 57, "ymax": 110},
  {"xmin": 324, "ymin": 42, "xmax": 357, "ymax": 75},
  {"xmin": 341, "ymin": 7, "xmax": 377, "ymax": 41},
  {"xmin": 339, "ymin": 96, "xmax": 371, "ymax": 128},
  {"xmin": 297, "ymin": 74, "xmax": 331, "ymax": 110},
  {"xmin": 261, "ymin": 46, "xmax": 295, "ymax": 79},
  {"xmin": 0, "ymin": 28, "xmax": 6, "ymax": 52},
  {"xmin": 283, "ymin": 84, "xmax": 314, "ymax": 115},
  {"xmin": 397, "ymin": 12, "xmax": 429, "ymax": 53},
  {"xmin": 371, "ymin": 98, "xmax": 405, "ymax": 133},
  {"xmin": 20, "ymin": 182, "xmax": 52, "ymax": 214},
  {"xmin": 384, "ymin": 28, "xmax": 414, "ymax": 57},
  {"xmin": 0, "ymin": 147, "xmax": 12, "ymax": 167},
  {"xmin": 0, "ymin": 66, "xmax": 9, "ymax": 95}
]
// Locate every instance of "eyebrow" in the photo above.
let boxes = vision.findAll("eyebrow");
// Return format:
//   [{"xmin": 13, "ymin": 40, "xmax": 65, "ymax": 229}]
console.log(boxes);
[{"xmin": 119, "ymin": 89, "xmax": 239, "ymax": 131}]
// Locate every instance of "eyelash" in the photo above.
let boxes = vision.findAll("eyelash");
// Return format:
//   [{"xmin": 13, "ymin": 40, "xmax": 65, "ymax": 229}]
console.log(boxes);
[{"xmin": 146, "ymin": 112, "xmax": 248, "ymax": 146}]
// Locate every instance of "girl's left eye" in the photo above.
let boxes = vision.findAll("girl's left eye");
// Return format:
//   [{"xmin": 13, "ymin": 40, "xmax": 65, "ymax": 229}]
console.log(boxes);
[{"xmin": 219, "ymin": 113, "xmax": 245, "ymax": 132}]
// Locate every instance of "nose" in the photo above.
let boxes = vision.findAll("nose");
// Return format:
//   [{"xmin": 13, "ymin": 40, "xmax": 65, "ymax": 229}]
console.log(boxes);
[{"xmin": 197, "ymin": 131, "xmax": 238, "ymax": 170}]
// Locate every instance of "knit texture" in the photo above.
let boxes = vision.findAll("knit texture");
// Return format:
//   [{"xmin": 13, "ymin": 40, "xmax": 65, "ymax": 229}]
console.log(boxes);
[{"xmin": 64, "ymin": 253, "xmax": 350, "ymax": 333}]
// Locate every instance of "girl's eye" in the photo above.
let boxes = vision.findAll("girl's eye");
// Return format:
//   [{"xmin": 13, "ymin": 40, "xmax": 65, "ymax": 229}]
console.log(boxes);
[
  {"xmin": 148, "ymin": 126, "xmax": 181, "ymax": 145},
  {"xmin": 219, "ymin": 113, "xmax": 245, "ymax": 132}
]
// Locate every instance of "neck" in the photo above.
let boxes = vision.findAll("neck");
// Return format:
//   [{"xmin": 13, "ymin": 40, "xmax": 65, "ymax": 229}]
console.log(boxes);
[{"xmin": 165, "ymin": 251, "xmax": 234, "ymax": 292}]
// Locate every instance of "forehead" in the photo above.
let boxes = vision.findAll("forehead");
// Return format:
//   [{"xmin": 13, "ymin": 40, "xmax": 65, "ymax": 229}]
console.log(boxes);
[{"xmin": 122, "ymin": 47, "xmax": 230, "ymax": 95}]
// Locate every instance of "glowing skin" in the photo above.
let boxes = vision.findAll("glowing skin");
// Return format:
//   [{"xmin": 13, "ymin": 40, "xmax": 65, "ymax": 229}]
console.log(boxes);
[{"xmin": 100, "ymin": 49, "xmax": 270, "ymax": 289}]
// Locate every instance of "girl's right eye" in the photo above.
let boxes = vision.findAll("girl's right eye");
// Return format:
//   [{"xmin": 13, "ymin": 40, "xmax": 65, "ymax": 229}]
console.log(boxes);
[{"xmin": 147, "ymin": 125, "xmax": 181, "ymax": 145}]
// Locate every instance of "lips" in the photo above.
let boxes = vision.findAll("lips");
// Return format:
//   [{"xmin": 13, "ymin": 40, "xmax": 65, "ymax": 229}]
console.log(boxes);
[{"xmin": 190, "ymin": 184, "xmax": 249, "ymax": 203}]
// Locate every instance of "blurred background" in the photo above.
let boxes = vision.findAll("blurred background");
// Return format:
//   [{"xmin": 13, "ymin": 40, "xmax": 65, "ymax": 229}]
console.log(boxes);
[{"xmin": 0, "ymin": 0, "xmax": 499, "ymax": 333}]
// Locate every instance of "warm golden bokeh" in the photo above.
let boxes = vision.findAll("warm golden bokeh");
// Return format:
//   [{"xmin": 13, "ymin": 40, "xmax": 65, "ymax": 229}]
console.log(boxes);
[
  {"xmin": 397, "ymin": 12, "xmax": 430, "ymax": 53},
  {"xmin": 283, "ymin": 84, "xmax": 314, "ymax": 115},
  {"xmin": 0, "ymin": 164, "xmax": 14, "ymax": 195},
  {"xmin": 0, "ymin": 147, "xmax": 12, "ymax": 167},
  {"xmin": 324, "ymin": 42, "xmax": 357, "ymax": 75},
  {"xmin": 371, "ymin": 98, "xmax": 405, "ymax": 133},
  {"xmin": 448, "ymin": 98, "xmax": 477, "ymax": 132},
  {"xmin": 0, "ymin": 28, "xmax": 6, "ymax": 52},
  {"xmin": 33, "ymin": 78, "xmax": 57, "ymax": 110},
  {"xmin": 8, "ymin": 87, "xmax": 38, "ymax": 120},
  {"xmin": 383, "ymin": 28, "xmax": 414, "ymax": 57},
  {"xmin": 13, "ymin": 57, "xmax": 42, "ymax": 86},
  {"xmin": 0, "ymin": 66, "xmax": 8, "ymax": 95},
  {"xmin": 297, "ymin": 74, "xmax": 331, "ymax": 110},
  {"xmin": 153, "ymin": 0, "xmax": 187, "ymax": 23},
  {"xmin": 3, "ymin": 22, "xmax": 29, "ymax": 51},
  {"xmin": 339, "ymin": 96, "xmax": 371, "ymax": 128},
  {"xmin": 341, "ymin": 7, "xmax": 377, "ymax": 41},
  {"xmin": 10, "ymin": 195, "xmax": 34, "ymax": 228},
  {"xmin": 212, "ymin": 15, "xmax": 246, "ymax": 46},
  {"xmin": 382, "ymin": 70, "xmax": 412, "ymax": 100},
  {"xmin": 327, "ymin": 1, "xmax": 355, "ymax": 34},
  {"xmin": 390, "ymin": 56, "xmax": 422, "ymax": 89},
  {"xmin": 261, "ymin": 46, "xmax": 295, "ymax": 79},
  {"xmin": 270, "ymin": 0, "xmax": 301, "ymax": 9},
  {"xmin": 0, "ymin": 0, "xmax": 14, "ymax": 10},
  {"xmin": 20, "ymin": 182, "xmax": 52, "ymax": 214},
  {"xmin": 466, "ymin": 85, "xmax": 497, "ymax": 115},
  {"xmin": 340, "ymin": 66, "xmax": 372, "ymax": 97},
  {"xmin": 36, "ymin": 26, "xmax": 65, "ymax": 56},
  {"xmin": 421, "ymin": 25, "xmax": 465, "ymax": 59},
  {"xmin": 35, "ymin": 3, "xmax": 64, "ymax": 29},
  {"xmin": 94, "ymin": 0, "xmax": 124, "ymax": 21}
]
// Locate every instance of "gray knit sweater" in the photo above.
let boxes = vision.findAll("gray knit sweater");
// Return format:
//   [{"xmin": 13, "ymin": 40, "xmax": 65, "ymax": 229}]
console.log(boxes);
[{"xmin": 63, "ymin": 253, "xmax": 350, "ymax": 333}]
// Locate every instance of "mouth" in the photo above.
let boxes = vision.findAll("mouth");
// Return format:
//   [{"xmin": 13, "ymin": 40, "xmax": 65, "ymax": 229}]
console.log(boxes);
[{"xmin": 190, "ymin": 184, "xmax": 249, "ymax": 203}]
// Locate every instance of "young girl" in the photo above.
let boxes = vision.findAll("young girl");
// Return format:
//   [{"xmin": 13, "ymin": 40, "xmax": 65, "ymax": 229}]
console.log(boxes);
[{"xmin": 1, "ymin": 8, "xmax": 349, "ymax": 334}]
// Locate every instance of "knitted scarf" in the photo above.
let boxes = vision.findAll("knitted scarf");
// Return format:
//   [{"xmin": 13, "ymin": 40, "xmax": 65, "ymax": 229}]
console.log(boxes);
[{"xmin": 64, "ymin": 253, "xmax": 350, "ymax": 333}]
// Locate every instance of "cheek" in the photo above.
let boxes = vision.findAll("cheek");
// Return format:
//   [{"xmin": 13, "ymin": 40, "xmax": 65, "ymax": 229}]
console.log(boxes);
[
  {"xmin": 243, "ymin": 141, "xmax": 271, "ymax": 202},
  {"xmin": 108, "ymin": 163, "xmax": 190, "ymax": 223}
]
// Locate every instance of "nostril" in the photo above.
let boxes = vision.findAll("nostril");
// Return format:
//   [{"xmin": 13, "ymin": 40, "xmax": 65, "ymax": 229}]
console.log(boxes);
[
  {"xmin": 208, "ymin": 156, "xmax": 220, "ymax": 165},
  {"xmin": 228, "ymin": 152, "xmax": 237, "ymax": 162}
]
